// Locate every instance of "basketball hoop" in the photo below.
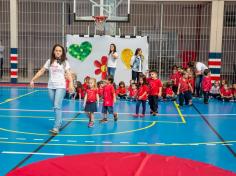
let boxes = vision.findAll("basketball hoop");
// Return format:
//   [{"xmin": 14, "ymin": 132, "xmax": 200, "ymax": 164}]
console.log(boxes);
[{"xmin": 93, "ymin": 16, "xmax": 107, "ymax": 31}]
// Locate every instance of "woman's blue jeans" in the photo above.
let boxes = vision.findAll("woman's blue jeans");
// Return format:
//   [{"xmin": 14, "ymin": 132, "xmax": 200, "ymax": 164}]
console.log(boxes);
[{"xmin": 48, "ymin": 88, "xmax": 66, "ymax": 129}]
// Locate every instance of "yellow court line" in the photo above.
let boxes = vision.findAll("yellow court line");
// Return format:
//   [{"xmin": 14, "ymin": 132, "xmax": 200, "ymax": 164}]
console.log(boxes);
[
  {"xmin": 0, "ymin": 90, "xmax": 39, "ymax": 105},
  {"xmin": 0, "ymin": 139, "xmax": 235, "ymax": 147},
  {"xmin": 0, "ymin": 121, "xmax": 157, "ymax": 137},
  {"xmin": 173, "ymin": 101, "xmax": 186, "ymax": 124}
]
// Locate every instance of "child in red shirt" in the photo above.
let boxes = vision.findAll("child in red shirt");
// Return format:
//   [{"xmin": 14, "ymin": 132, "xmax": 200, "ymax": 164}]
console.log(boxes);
[
  {"xmin": 221, "ymin": 84, "xmax": 233, "ymax": 102},
  {"xmin": 83, "ymin": 78, "xmax": 99, "ymax": 128},
  {"xmin": 133, "ymin": 75, "xmax": 149, "ymax": 117},
  {"xmin": 116, "ymin": 81, "xmax": 127, "ymax": 100},
  {"xmin": 233, "ymin": 83, "xmax": 236, "ymax": 101},
  {"xmin": 169, "ymin": 65, "xmax": 181, "ymax": 94},
  {"xmin": 165, "ymin": 82, "xmax": 176, "ymax": 101},
  {"xmin": 201, "ymin": 69, "xmax": 212, "ymax": 104},
  {"xmin": 100, "ymin": 76, "xmax": 118, "ymax": 123},
  {"xmin": 97, "ymin": 81, "xmax": 104, "ymax": 99},
  {"xmin": 76, "ymin": 81, "xmax": 82, "ymax": 99},
  {"xmin": 128, "ymin": 83, "xmax": 138, "ymax": 101},
  {"xmin": 177, "ymin": 71, "xmax": 193, "ymax": 106},
  {"xmin": 147, "ymin": 70, "xmax": 162, "ymax": 116},
  {"xmin": 81, "ymin": 76, "xmax": 90, "ymax": 99}
]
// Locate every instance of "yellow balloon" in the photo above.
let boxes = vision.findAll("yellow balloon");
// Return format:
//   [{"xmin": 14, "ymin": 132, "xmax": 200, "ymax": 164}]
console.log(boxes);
[{"xmin": 121, "ymin": 48, "xmax": 134, "ymax": 70}]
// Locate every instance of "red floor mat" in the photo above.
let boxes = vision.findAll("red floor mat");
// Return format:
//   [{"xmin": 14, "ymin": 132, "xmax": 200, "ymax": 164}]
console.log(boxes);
[{"xmin": 7, "ymin": 152, "xmax": 236, "ymax": 176}]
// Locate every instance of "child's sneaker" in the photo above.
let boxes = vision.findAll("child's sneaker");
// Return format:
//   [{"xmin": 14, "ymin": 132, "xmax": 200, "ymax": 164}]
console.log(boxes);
[
  {"xmin": 49, "ymin": 128, "xmax": 59, "ymax": 134},
  {"xmin": 114, "ymin": 113, "xmax": 118, "ymax": 121},
  {"xmin": 140, "ymin": 114, "xmax": 145, "ymax": 117},
  {"xmin": 132, "ymin": 114, "xmax": 139, "ymax": 117},
  {"xmin": 88, "ymin": 121, "xmax": 94, "ymax": 128},
  {"xmin": 152, "ymin": 112, "xmax": 158, "ymax": 116},
  {"xmin": 99, "ymin": 118, "xmax": 108, "ymax": 123}
]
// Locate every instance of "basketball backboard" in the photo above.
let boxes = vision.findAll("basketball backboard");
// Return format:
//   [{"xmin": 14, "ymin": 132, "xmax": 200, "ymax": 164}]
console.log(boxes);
[{"xmin": 73, "ymin": 0, "xmax": 130, "ymax": 22}]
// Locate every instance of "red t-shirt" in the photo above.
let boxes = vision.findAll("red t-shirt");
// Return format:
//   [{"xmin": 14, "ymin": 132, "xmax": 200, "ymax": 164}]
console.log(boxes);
[
  {"xmin": 129, "ymin": 89, "xmax": 138, "ymax": 97},
  {"xmin": 76, "ymin": 88, "xmax": 84, "ymax": 98},
  {"xmin": 137, "ymin": 85, "xmax": 148, "ymax": 100},
  {"xmin": 202, "ymin": 76, "xmax": 212, "ymax": 92},
  {"xmin": 116, "ymin": 87, "xmax": 126, "ymax": 95},
  {"xmin": 222, "ymin": 89, "xmax": 232, "ymax": 97},
  {"xmin": 148, "ymin": 78, "xmax": 162, "ymax": 96},
  {"xmin": 166, "ymin": 87, "xmax": 174, "ymax": 96},
  {"xmin": 233, "ymin": 89, "xmax": 236, "ymax": 96},
  {"xmin": 86, "ymin": 88, "xmax": 98, "ymax": 103},
  {"xmin": 98, "ymin": 87, "xmax": 103, "ymax": 97},
  {"xmin": 220, "ymin": 86, "xmax": 225, "ymax": 94},
  {"xmin": 188, "ymin": 78, "xmax": 195, "ymax": 91},
  {"xmin": 179, "ymin": 78, "xmax": 190, "ymax": 93},
  {"xmin": 65, "ymin": 79, "xmax": 70, "ymax": 92},
  {"xmin": 103, "ymin": 84, "xmax": 115, "ymax": 106},
  {"xmin": 169, "ymin": 72, "xmax": 181, "ymax": 86}
]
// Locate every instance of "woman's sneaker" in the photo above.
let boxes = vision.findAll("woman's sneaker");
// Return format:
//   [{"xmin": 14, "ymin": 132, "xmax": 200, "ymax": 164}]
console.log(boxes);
[
  {"xmin": 88, "ymin": 121, "xmax": 94, "ymax": 128},
  {"xmin": 113, "ymin": 113, "xmax": 118, "ymax": 121},
  {"xmin": 49, "ymin": 128, "xmax": 59, "ymax": 134}
]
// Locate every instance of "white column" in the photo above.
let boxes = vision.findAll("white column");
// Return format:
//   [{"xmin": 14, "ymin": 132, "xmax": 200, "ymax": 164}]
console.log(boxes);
[{"xmin": 208, "ymin": 0, "xmax": 224, "ymax": 82}]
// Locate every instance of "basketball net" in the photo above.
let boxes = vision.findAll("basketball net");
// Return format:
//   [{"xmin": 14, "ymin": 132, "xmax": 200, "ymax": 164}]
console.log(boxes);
[{"xmin": 93, "ymin": 16, "xmax": 107, "ymax": 31}]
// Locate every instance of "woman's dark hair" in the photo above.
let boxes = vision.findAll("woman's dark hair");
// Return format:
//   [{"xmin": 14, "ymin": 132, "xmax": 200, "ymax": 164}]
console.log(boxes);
[
  {"xmin": 109, "ymin": 43, "xmax": 117, "ymax": 55},
  {"xmin": 134, "ymin": 48, "xmax": 142, "ymax": 56},
  {"xmin": 50, "ymin": 44, "xmax": 67, "ymax": 65}
]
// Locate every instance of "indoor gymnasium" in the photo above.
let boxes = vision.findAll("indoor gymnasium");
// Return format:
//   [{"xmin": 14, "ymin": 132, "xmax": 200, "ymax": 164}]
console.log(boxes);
[{"xmin": 0, "ymin": 0, "xmax": 236, "ymax": 175}]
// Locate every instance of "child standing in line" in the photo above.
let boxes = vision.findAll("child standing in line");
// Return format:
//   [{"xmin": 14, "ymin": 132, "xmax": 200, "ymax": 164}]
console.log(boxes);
[
  {"xmin": 177, "ymin": 71, "xmax": 193, "ymax": 106},
  {"xmin": 147, "ymin": 70, "xmax": 162, "ymax": 116},
  {"xmin": 133, "ymin": 75, "xmax": 148, "ymax": 117},
  {"xmin": 100, "ymin": 76, "xmax": 118, "ymax": 123},
  {"xmin": 201, "ymin": 69, "xmax": 212, "ymax": 104},
  {"xmin": 83, "ymin": 78, "xmax": 99, "ymax": 128},
  {"xmin": 169, "ymin": 65, "xmax": 181, "ymax": 94}
]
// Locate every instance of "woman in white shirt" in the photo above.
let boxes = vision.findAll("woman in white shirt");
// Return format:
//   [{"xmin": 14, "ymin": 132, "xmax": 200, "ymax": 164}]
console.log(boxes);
[
  {"xmin": 188, "ymin": 61, "xmax": 208, "ymax": 97},
  {"xmin": 30, "ymin": 44, "xmax": 74, "ymax": 134},
  {"xmin": 107, "ymin": 43, "xmax": 118, "ymax": 78}
]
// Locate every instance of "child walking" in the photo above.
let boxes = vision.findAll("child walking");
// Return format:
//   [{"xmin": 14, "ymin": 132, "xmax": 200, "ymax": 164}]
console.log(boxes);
[
  {"xmin": 177, "ymin": 71, "xmax": 193, "ymax": 106},
  {"xmin": 133, "ymin": 75, "xmax": 148, "ymax": 117},
  {"xmin": 100, "ymin": 76, "xmax": 118, "ymax": 123},
  {"xmin": 83, "ymin": 78, "xmax": 99, "ymax": 128},
  {"xmin": 147, "ymin": 70, "xmax": 162, "ymax": 116},
  {"xmin": 201, "ymin": 69, "xmax": 212, "ymax": 104}
]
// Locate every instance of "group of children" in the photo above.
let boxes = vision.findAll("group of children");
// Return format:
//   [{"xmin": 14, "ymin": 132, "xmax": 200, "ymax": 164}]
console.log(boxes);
[{"xmin": 65, "ymin": 66, "xmax": 236, "ymax": 127}]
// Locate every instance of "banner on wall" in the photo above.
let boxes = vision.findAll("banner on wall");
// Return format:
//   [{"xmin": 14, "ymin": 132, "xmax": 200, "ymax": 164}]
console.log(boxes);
[{"xmin": 66, "ymin": 35, "xmax": 149, "ymax": 84}]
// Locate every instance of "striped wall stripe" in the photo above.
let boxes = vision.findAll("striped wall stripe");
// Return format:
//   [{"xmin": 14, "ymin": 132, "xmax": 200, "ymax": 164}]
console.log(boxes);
[
  {"xmin": 210, "ymin": 68, "xmax": 221, "ymax": 74},
  {"xmin": 209, "ymin": 65, "xmax": 221, "ymax": 69},
  {"xmin": 10, "ymin": 48, "xmax": 18, "ymax": 83},
  {"xmin": 208, "ymin": 59, "xmax": 221, "ymax": 62},
  {"xmin": 208, "ymin": 61, "xmax": 221, "ymax": 66},
  {"xmin": 208, "ymin": 52, "xmax": 222, "ymax": 59}
]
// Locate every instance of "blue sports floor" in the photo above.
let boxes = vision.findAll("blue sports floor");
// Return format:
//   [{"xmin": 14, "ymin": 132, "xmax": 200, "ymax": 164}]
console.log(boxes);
[{"xmin": 0, "ymin": 87, "xmax": 236, "ymax": 175}]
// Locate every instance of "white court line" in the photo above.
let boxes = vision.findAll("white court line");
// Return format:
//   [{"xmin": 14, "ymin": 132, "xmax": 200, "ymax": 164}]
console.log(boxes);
[
  {"xmin": 51, "ymin": 139, "xmax": 59, "ymax": 142},
  {"xmin": 85, "ymin": 141, "xmax": 95, "ymax": 143},
  {"xmin": 15, "ymin": 138, "xmax": 26, "ymax": 140},
  {"xmin": 0, "ymin": 108, "xmax": 235, "ymax": 117},
  {"xmin": 0, "ymin": 137, "xmax": 8, "ymax": 140},
  {"xmin": 222, "ymin": 144, "xmax": 233, "ymax": 146},
  {"xmin": 2, "ymin": 151, "xmax": 64, "ymax": 156},
  {"xmin": 206, "ymin": 144, "xmax": 216, "ymax": 146},
  {"xmin": 33, "ymin": 139, "xmax": 44, "ymax": 141},
  {"xmin": 137, "ymin": 142, "xmax": 148, "ymax": 145},
  {"xmin": 120, "ymin": 142, "xmax": 129, "ymax": 144}
]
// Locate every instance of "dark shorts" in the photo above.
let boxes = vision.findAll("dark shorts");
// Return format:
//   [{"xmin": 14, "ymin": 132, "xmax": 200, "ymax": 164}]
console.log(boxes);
[
  {"xmin": 102, "ymin": 106, "xmax": 114, "ymax": 114},
  {"xmin": 85, "ymin": 102, "xmax": 97, "ymax": 113}
]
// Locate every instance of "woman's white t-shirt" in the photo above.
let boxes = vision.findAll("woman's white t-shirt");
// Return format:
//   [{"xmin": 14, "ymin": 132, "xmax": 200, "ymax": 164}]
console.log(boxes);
[
  {"xmin": 196, "ymin": 62, "xmax": 208, "ymax": 73},
  {"xmin": 107, "ymin": 52, "xmax": 118, "ymax": 68},
  {"xmin": 44, "ymin": 59, "xmax": 70, "ymax": 89}
]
